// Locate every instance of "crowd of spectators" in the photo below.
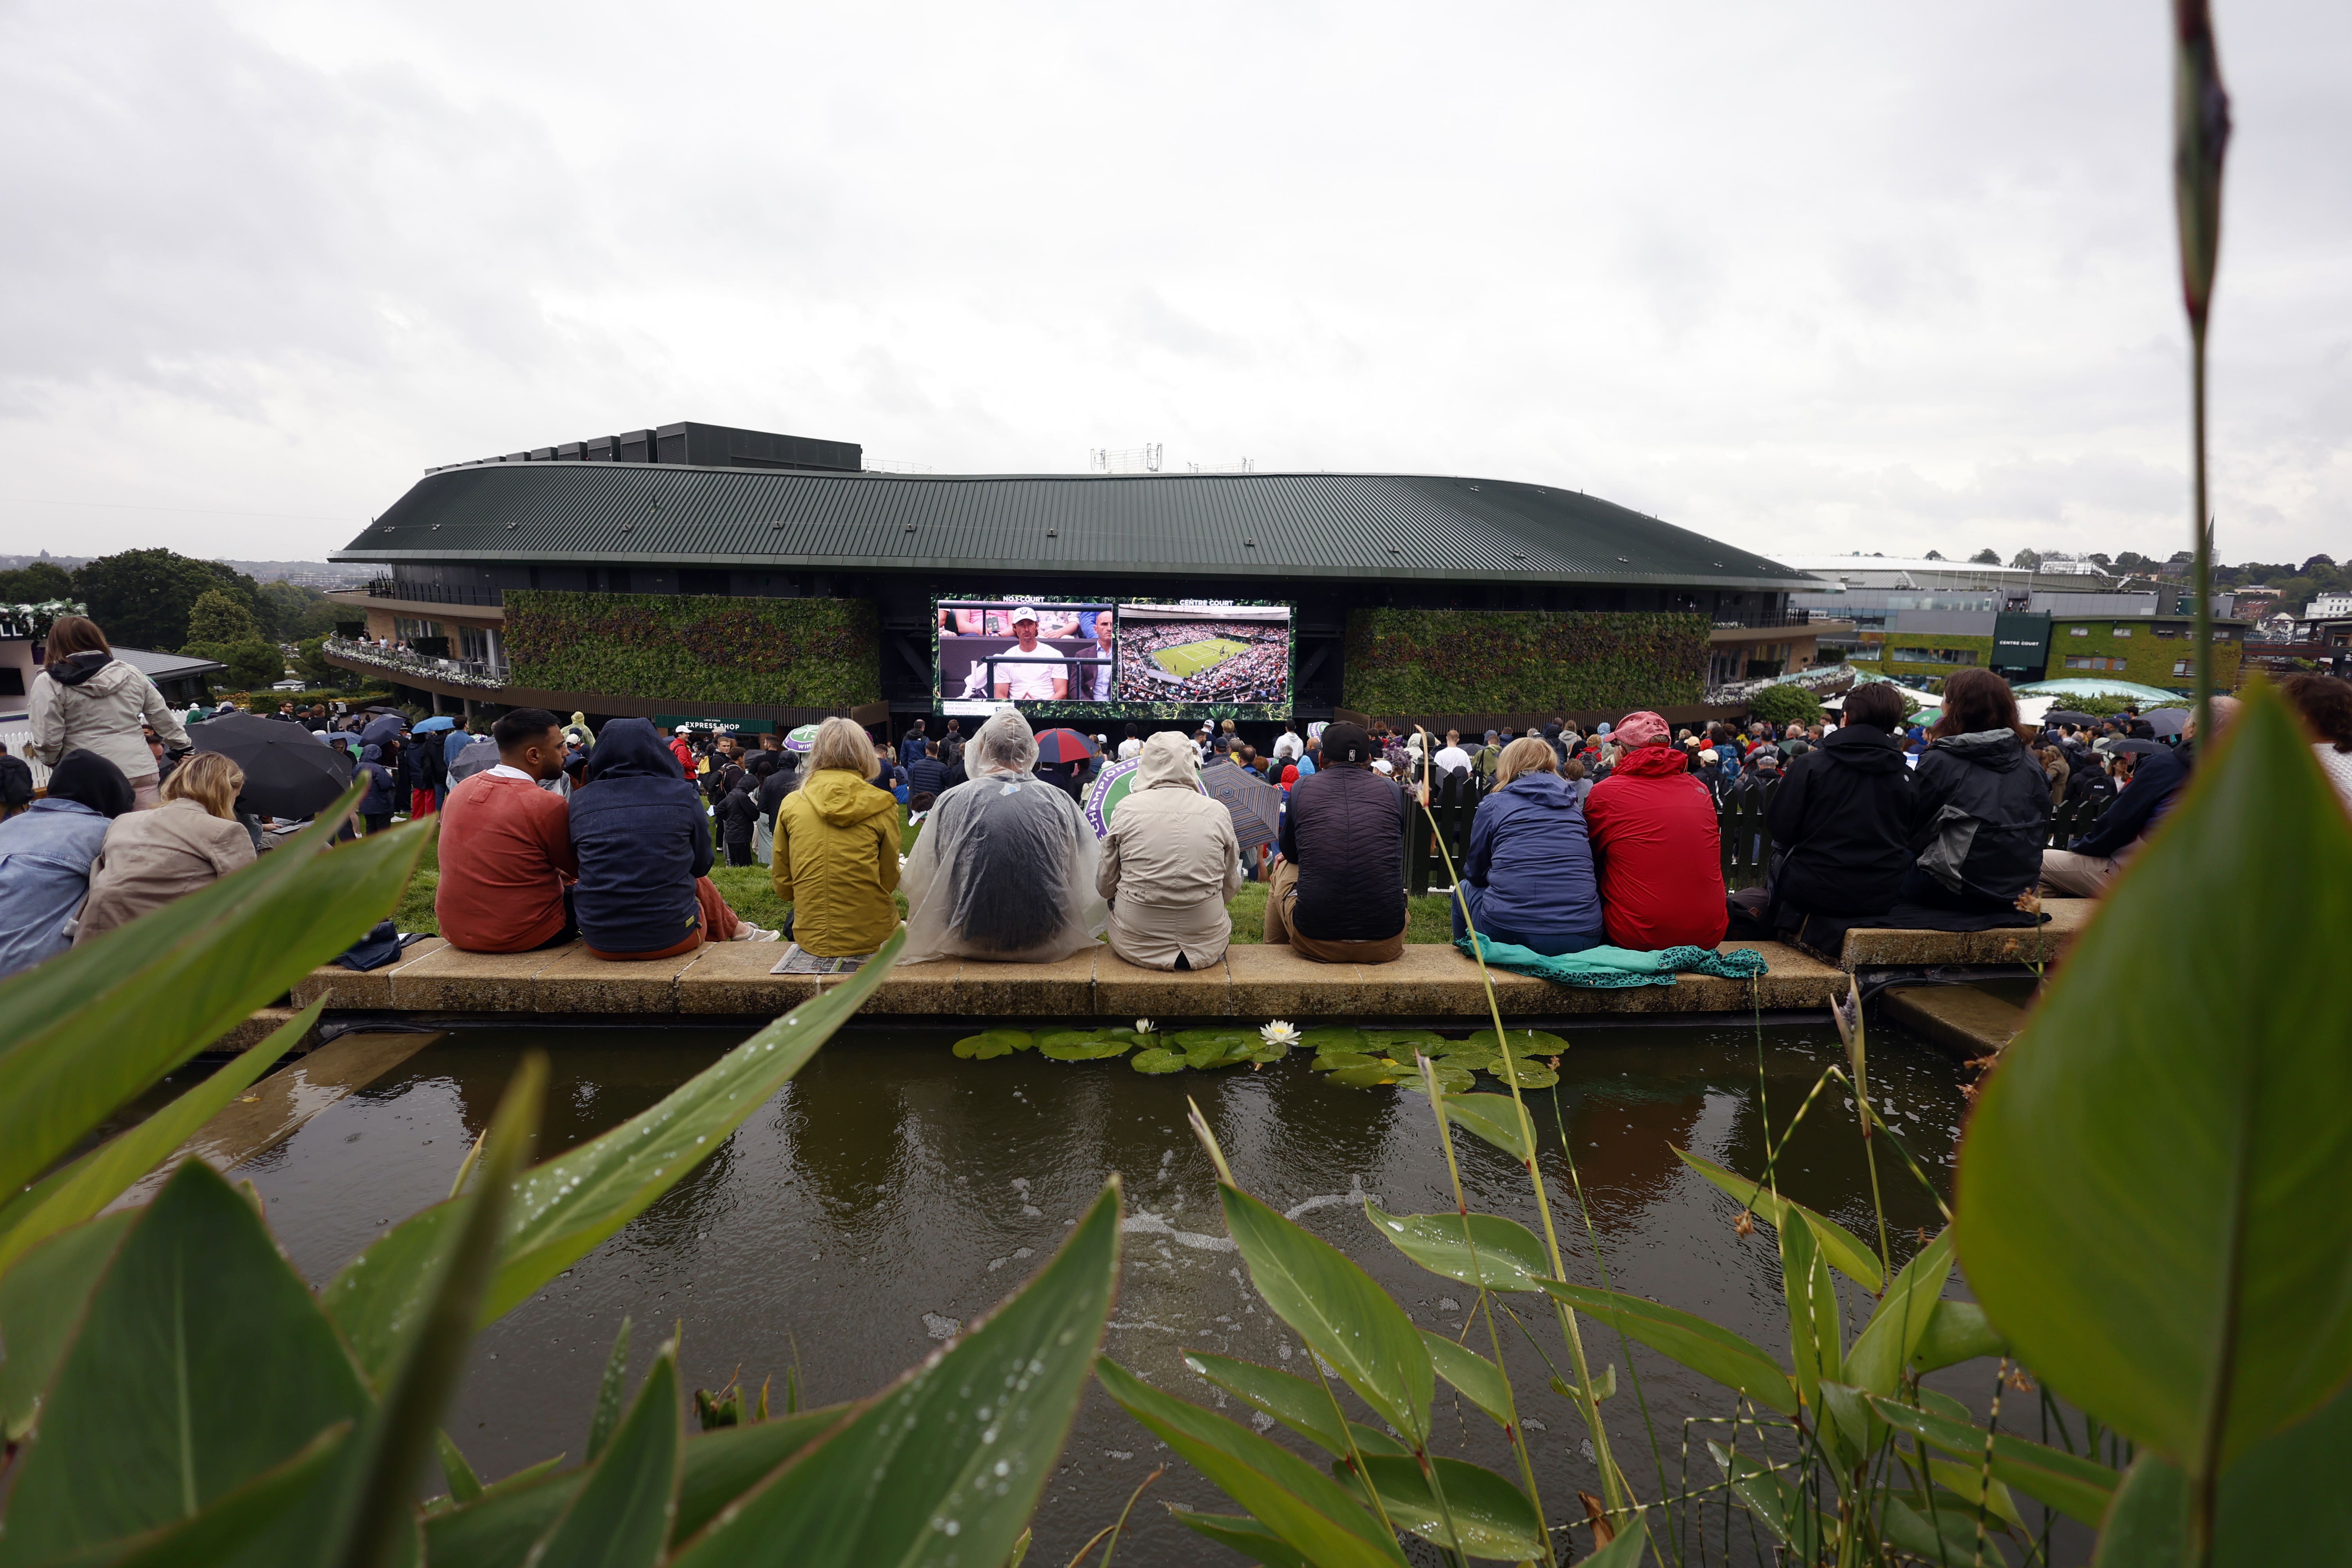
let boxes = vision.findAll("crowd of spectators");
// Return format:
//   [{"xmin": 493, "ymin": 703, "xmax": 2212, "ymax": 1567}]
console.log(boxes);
[{"xmin": 1112, "ymin": 621, "xmax": 1287, "ymax": 703}]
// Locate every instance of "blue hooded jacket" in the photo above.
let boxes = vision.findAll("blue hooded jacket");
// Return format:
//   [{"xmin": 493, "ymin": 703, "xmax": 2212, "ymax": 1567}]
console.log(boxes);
[
  {"xmin": 1460, "ymin": 770, "xmax": 1605, "ymax": 946},
  {"xmin": 567, "ymin": 718, "xmax": 713, "ymax": 954},
  {"xmin": 358, "ymin": 746, "xmax": 399, "ymax": 815}
]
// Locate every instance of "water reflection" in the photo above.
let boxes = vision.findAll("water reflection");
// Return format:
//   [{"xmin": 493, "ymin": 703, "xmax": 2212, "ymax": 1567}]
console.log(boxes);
[{"xmin": 241, "ymin": 1018, "xmax": 1972, "ymax": 1566}]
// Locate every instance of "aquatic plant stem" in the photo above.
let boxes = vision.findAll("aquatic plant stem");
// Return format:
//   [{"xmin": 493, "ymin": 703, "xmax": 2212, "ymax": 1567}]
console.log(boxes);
[{"xmin": 1411, "ymin": 737, "xmax": 1628, "ymax": 1519}]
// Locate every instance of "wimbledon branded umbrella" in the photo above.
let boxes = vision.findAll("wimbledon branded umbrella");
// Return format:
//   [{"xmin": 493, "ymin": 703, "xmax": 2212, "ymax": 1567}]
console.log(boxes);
[
  {"xmin": 192, "ymin": 713, "xmax": 356, "ymax": 818},
  {"xmin": 784, "ymin": 724, "xmax": 822, "ymax": 755},
  {"xmin": 1081, "ymin": 757, "xmax": 1209, "ymax": 840}
]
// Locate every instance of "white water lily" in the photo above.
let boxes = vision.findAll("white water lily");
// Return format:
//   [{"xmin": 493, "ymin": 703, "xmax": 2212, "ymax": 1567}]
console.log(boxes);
[
  {"xmin": 1259, "ymin": 1019, "xmax": 1302, "ymax": 1049},
  {"xmin": 1134, "ymin": 1018, "xmax": 1156, "ymax": 1035}
]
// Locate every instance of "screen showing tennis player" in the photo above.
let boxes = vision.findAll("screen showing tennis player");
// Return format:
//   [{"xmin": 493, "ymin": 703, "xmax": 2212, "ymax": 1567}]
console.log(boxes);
[{"xmin": 935, "ymin": 597, "xmax": 1290, "ymax": 715}]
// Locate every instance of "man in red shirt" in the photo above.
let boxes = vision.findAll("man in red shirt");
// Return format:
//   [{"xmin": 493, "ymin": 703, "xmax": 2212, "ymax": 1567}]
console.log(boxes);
[
  {"xmin": 1582, "ymin": 710, "xmax": 1728, "ymax": 950},
  {"xmin": 436, "ymin": 708, "xmax": 580, "ymax": 952}
]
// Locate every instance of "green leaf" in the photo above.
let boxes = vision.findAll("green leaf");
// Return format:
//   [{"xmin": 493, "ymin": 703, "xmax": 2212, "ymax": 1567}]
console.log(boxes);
[
  {"xmin": 1168, "ymin": 1509, "xmax": 1312, "ymax": 1568},
  {"xmin": 2091, "ymin": 1454, "xmax": 2188, "ymax": 1568},
  {"xmin": 1095, "ymin": 1357, "xmax": 1407, "ymax": 1568},
  {"xmin": 1480, "ymin": 1060, "xmax": 1557, "ymax": 1089},
  {"xmin": 1779, "ymin": 1202, "xmax": 1840, "ymax": 1421},
  {"xmin": 1671, "ymin": 1145, "xmax": 1882, "ymax": 1290},
  {"xmin": 0, "ymin": 785, "xmax": 423, "ymax": 1200},
  {"xmin": 327, "ymin": 935, "xmax": 904, "ymax": 1382},
  {"xmin": 1298, "ymin": 1026, "xmax": 1369, "ymax": 1053},
  {"xmin": 1866, "ymin": 1394, "xmax": 2120, "ymax": 1526},
  {"xmin": 1038, "ymin": 1036, "xmax": 1132, "ymax": 1062},
  {"xmin": 1910, "ymin": 1298, "xmax": 2007, "ymax": 1374},
  {"xmin": 952, "ymin": 1029, "xmax": 1030, "ymax": 1060},
  {"xmin": 670, "ymin": 1406, "xmax": 853, "ymax": 1543},
  {"xmin": 1179, "ymin": 1352, "xmax": 1406, "ymax": 1462},
  {"xmin": 526, "ymin": 1350, "xmax": 679, "ymax": 1568},
  {"xmin": 1310, "ymin": 1051, "xmax": 1380, "ymax": 1072},
  {"xmin": 666, "ymin": 1180, "xmax": 1122, "ymax": 1568},
  {"xmin": 1420, "ymin": 1332, "xmax": 1513, "ymax": 1428},
  {"xmin": 0, "ymin": 1162, "xmax": 370, "ymax": 1568},
  {"xmin": 1956, "ymin": 685, "xmax": 2352, "ymax": 1477},
  {"xmin": 328, "ymin": 1054, "xmax": 544, "ymax": 1568},
  {"xmin": 1338, "ymin": 1455, "xmax": 1543, "ymax": 1561},
  {"xmin": 84, "ymin": 1422, "xmax": 356, "ymax": 1568},
  {"xmin": 1328, "ymin": 1065, "xmax": 1408, "ymax": 1088},
  {"xmin": 587, "ymin": 1318, "xmax": 634, "ymax": 1463},
  {"xmin": 1460, "ymin": 1027, "xmax": 1566, "ymax": 1057},
  {"xmin": 1707, "ymin": 1441, "xmax": 1826, "ymax": 1558},
  {"xmin": 1367, "ymin": 1204, "xmax": 1550, "ymax": 1294},
  {"xmin": 1359, "ymin": 1028, "xmax": 1446, "ymax": 1051},
  {"xmin": 1549, "ymin": 1365, "xmax": 1616, "ymax": 1404},
  {"xmin": 1844, "ymin": 1228, "xmax": 1953, "ymax": 1397},
  {"xmin": 437, "ymin": 1431, "xmax": 485, "ymax": 1505},
  {"xmin": 1541, "ymin": 1281, "xmax": 1798, "ymax": 1416},
  {"xmin": 1441, "ymin": 1095, "xmax": 1532, "ymax": 1161},
  {"xmin": 1129, "ymin": 1048, "xmax": 1187, "ymax": 1074},
  {"xmin": 0, "ymin": 1005, "xmax": 314, "ymax": 1278},
  {"xmin": 1880, "ymin": 1494, "xmax": 2007, "ymax": 1568},
  {"xmin": 1581, "ymin": 1515, "xmax": 1651, "ymax": 1568},
  {"xmin": 1924, "ymin": 1457, "xmax": 2024, "ymax": 1532},
  {"xmin": 1222, "ymin": 1184, "xmax": 1433, "ymax": 1445},
  {"xmin": 0, "ymin": 1210, "xmax": 134, "ymax": 1444}
]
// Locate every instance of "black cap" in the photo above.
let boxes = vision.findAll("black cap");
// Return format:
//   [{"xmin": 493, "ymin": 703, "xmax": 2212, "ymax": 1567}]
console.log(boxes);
[{"xmin": 1323, "ymin": 722, "xmax": 1373, "ymax": 765}]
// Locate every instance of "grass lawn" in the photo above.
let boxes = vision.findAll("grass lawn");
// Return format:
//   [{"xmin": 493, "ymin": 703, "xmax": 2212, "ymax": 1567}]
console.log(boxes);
[
  {"xmin": 385, "ymin": 807, "xmax": 1455, "ymax": 944},
  {"xmin": 1149, "ymin": 636, "xmax": 1250, "ymax": 680}
]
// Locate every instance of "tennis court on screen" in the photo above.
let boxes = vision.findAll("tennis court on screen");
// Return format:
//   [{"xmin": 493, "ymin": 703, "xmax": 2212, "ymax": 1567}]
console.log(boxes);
[{"xmin": 1149, "ymin": 636, "xmax": 1252, "ymax": 679}]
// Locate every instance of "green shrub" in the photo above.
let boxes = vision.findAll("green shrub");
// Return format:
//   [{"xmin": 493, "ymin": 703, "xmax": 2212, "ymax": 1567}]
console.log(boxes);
[
  {"xmin": 1744, "ymin": 682, "xmax": 1824, "ymax": 726},
  {"xmin": 1343, "ymin": 609, "xmax": 1709, "ymax": 715},
  {"xmin": 506, "ymin": 591, "xmax": 880, "ymax": 708},
  {"xmin": 183, "ymin": 637, "xmax": 287, "ymax": 690},
  {"xmin": 184, "ymin": 588, "xmax": 262, "ymax": 646}
]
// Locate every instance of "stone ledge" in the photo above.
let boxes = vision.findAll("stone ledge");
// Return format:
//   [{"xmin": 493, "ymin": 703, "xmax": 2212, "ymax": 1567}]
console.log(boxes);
[{"xmin": 1836, "ymin": 898, "xmax": 2093, "ymax": 972}]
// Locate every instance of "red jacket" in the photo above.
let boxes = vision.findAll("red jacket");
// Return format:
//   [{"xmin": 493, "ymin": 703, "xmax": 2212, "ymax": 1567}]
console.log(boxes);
[
  {"xmin": 669, "ymin": 735, "xmax": 695, "ymax": 773},
  {"xmin": 1582, "ymin": 744, "xmax": 1727, "ymax": 950}
]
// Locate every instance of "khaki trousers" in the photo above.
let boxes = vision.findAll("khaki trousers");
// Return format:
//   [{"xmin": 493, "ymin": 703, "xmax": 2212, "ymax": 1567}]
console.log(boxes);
[{"xmin": 1262, "ymin": 860, "xmax": 1406, "ymax": 964}]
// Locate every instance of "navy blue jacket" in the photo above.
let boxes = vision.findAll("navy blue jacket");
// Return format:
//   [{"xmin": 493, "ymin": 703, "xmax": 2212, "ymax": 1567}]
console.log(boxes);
[
  {"xmin": 1279, "ymin": 763, "xmax": 1407, "ymax": 941},
  {"xmin": 2071, "ymin": 743, "xmax": 2190, "ymax": 860},
  {"xmin": 358, "ymin": 747, "xmax": 398, "ymax": 815},
  {"xmin": 568, "ymin": 719, "xmax": 713, "ymax": 953},
  {"xmin": 906, "ymin": 755, "xmax": 946, "ymax": 797},
  {"xmin": 1461, "ymin": 771, "xmax": 1605, "ymax": 946}
]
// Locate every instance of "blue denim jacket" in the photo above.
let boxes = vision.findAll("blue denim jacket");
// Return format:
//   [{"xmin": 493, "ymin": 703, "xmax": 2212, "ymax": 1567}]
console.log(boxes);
[{"xmin": 0, "ymin": 799, "xmax": 110, "ymax": 978}]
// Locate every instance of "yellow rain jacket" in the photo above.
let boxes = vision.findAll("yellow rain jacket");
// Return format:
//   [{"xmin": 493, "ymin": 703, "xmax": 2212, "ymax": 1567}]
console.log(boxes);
[{"xmin": 771, "ymin": 768, "xmax": 903, "ymax": 957}]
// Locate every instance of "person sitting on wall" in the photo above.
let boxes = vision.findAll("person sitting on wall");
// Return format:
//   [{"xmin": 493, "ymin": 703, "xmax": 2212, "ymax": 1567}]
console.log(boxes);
[
  {"xmin": 1263, "ymin": 721, "xmax": 1408, "ymax": 964},
  {"xmin": 1582, "ymin": 710, "xmax": 1728, "ymax": 950},
  {"xmin": 1727, "ymin": 681, "xmax": 1915, "ymax": 936},
  {"xmin": 569, "ymin": 718, "xmax": 778, "ymax": 958},
  {"xmin": 1902, "ymin": 668, "xmax": 2054, "ymax": 913},
  {"xmin": 435, "ymin": 708, "xmax": 580, "ymax": 953},
  {"xmin": 0, "ymin": 751, "xmax": 134, "ymax": 978},
  {"xmin": 1098, "ymin": 731, "xmax": 1241, "ymax": 971},
  {"xmin": 898, "ymin": 708, "xmax": 1104, "ymax": 964},
  {"xmin": 2038, "ymin": 695, "xmax": 2239, "ymax": 898},
  {"xmin": 1453, "ymin": 737, "xmax": 1606, "ymax": 956},
  {"xmin": 770, "ymin": 717, "xmax": 904, "ymax": 962},
  {"xmin": 73, "ymin": 753, "xmax": 257, "ymax": 945}
]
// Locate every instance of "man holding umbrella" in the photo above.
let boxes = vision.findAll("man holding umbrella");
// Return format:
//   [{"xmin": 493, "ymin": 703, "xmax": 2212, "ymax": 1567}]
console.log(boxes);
[{"xmin": 190, "ymin": 708, "xmax": 359, "ymax": 839}]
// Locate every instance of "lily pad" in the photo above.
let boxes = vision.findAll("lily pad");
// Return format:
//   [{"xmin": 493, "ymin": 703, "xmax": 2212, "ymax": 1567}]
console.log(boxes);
[
  {"xmin": 1129, "ymin": 1048, "xmax": 1187, "ymax": 1074},
  {"xmin": 1040, "ymin": 1036, "xmax": 1134, "ymax": 1062},
  {"xmin": 1310, "ymin": 1051, "xmax": 1381, "ymax": 1072},
  {"xmin": 952, "ymin": 1030, "xmax": 1031, "ymax": 1060},
  {"xmin": 1033, "ymin": 1030, "xmax": 1098, "ymax": 1055},
  {"xmin": 1244, "ymin": 1047, "xmax": 1289, "ymax": 1065},
  {"xmin": 1298, "ymin": 1025, "xmax": 1368, "ymax": 1052},
  {"xmin": 1465, "ymin": 1028, "xmax": 1568, "ymax": 1057},
  {"xmin": 1329, "ymin": 1065, "xmax": 1409, "ymax": 1089},
  {"xmin": 1482, "ymin": 1060, "xmax": 1560, "ymax": 1089},
  {"xmin": 1361, "ymin": 1029, "xmax": 1447, "ymax": 1052}
]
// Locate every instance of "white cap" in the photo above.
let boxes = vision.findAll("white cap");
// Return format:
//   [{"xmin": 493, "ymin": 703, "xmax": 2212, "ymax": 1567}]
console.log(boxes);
[{"xmin": 1010, "ymin": 604, "xmax": 1039, "ymax": 622}]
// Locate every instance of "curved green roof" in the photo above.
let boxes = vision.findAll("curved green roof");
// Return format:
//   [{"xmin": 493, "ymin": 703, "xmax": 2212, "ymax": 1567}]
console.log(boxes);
[{"xmin": 332, "ymin": 464, "xmax": 1814, "ymax": 592}]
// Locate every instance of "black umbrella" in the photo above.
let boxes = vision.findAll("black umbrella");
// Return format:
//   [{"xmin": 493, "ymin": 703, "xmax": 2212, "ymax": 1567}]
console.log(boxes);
[
  {"xmin": 193, "ymin": 713, "xmax": 356, "ymax": 818},
  {"xmin": 2144, "ymin": 708, "xmax": 2190, "ymax": 737},
  {"xmin": 2043, "ymin": 710, "xmax": 2102, "ymax": 727},
  {"xmin": 1201, "ymin": 761, "xmax": 1283, "ymax": 852},
  {"xmin": 2109, "ymin": 738, "xmax": 2172, "ymax": 755},
  {"xmin": 361, "ymin": 713, "xmax": 407, "ymax": 747}
]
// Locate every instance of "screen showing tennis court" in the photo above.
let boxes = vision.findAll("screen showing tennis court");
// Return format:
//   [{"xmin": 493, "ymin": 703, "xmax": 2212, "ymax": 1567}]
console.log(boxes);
[{"xmin": 934, "ymin": 597, "xmax": 1291, "ymax": 717}]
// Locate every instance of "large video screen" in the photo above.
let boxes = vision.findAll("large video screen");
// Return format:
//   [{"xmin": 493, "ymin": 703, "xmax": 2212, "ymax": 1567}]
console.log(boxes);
[{"xmin": 935, "ymin": 595, "xmax": 1292, "ymax": 720}]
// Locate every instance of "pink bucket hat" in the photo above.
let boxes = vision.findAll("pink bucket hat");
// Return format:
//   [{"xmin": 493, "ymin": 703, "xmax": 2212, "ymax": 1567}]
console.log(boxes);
[{"xmin": 1615, "ymin": 711, "xmax": 1670, "ymax": 747}]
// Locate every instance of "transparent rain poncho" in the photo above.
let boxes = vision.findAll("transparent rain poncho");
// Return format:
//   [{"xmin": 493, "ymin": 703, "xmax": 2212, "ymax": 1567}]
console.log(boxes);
[{"xmin": 898, "ymin": 709, "xmax": 1107, "ymax": 964}]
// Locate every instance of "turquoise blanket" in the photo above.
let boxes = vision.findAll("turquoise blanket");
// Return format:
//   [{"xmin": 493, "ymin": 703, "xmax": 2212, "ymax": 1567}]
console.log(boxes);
[{"xmin": 1454, "ymin": 934, "xmax": 1769, "ymax": 989}]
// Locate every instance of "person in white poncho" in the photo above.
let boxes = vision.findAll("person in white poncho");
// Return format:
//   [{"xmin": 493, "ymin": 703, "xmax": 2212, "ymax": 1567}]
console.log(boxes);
[{"xmin": 897, "ymin": 708, "xmax": 1106, "ymax": 964}]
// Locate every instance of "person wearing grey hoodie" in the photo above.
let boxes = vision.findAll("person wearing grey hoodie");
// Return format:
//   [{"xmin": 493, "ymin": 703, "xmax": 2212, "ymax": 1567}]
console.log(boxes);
[{"xmin": 27, "ymin": 615, "xmax": 187, "ymax": 810}]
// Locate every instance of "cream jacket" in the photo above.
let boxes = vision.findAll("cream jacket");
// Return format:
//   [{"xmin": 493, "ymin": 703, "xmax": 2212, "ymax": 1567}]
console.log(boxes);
[
  {"xmin": 73, "ymin": 797, "xmax": 255, "ymax": 944},
  {"xmin": 28, "ymin": 658, "xmax": 188, "ymax": 782},
  {"xmin": 1096, "ymin": 733, "xmax": 1241, "ymax": 970}
]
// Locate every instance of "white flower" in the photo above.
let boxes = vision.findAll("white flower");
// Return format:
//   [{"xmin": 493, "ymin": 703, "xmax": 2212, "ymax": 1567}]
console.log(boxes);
[
  {"xmin": 1259, "ymin": 1019, "xmax": 1302, "ymax": 1049},
  {"xmin": 1134, "ymin": 1018, "xmax": 1156, "ymax": 1035}
]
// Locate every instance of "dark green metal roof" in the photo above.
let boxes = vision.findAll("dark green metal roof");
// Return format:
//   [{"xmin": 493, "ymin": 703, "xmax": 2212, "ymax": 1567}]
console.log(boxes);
[{"xmin": 332, "ymin": 464, "xmax": 1815, "ymax": 591}]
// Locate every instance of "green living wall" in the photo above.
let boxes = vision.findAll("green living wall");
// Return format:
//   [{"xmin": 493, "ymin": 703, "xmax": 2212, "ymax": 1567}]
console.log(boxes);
[
  {"xmin": 1343, "ymin": 608, "xmax": 1710, "ymax": 715},
  {"xmin": 504, "ymin": 591, "xmax": 880, "ymax": 707}
]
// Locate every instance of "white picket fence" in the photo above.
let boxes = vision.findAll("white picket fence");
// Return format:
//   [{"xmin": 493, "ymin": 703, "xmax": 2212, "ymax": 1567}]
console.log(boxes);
[{"xmin": 0, "ymin": 726, "xmax": 46, "ymax": 787}]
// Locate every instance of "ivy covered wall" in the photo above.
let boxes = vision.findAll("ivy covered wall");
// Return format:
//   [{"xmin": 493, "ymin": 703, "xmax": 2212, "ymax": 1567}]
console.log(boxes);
[
  {"xmin": 504, "ymin": 592, "xmax": 880, "ymax": 707},
  {"xmin": 1342, "ymin": 608, "xmax": 1711, "ymax": 715}
]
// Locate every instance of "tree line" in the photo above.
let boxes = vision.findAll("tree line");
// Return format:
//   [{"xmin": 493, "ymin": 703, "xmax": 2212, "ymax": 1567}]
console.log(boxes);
[{"xmin": 0, "ymin": 548, "xmax": 352, "ymax": 691}]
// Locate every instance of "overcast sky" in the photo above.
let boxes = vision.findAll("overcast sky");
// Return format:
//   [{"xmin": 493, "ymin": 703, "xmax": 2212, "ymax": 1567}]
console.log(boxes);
[{"xmin": 2, "ymin": 0, "xmax": 2345, "ymax": 569}]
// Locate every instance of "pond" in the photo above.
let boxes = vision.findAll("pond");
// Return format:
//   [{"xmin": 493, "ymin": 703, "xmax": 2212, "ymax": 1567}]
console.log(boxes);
[{"xmin": 239, "ymin": 1017, "xmax": 1981, "ymax": 1565}]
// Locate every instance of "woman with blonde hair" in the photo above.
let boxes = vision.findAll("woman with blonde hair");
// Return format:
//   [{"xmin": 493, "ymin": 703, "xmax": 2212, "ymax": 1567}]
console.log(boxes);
[
  {"xmin": 1452, "ymin": 736, "xmax": 1606, "ymax": 955},
  {"xmin": 771, "ymin": 716, "xmax": 904, "ymax": 962},
  {"xmin": 73, "ymin": 751, "xmax": 256, "ymax": 943},
  {"xmin": 28, "ymin": 614, "xmax": 189, "ymax": 810}
]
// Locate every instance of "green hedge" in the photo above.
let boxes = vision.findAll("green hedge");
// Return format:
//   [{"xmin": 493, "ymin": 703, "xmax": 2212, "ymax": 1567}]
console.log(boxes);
[
  {"xmin": 504, "ymin": 591, "xmax": 880, "ymax": 708},
  {"xmin": 1343, "ymin": 608, "xmax": 1710, "ymax": 715}
]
